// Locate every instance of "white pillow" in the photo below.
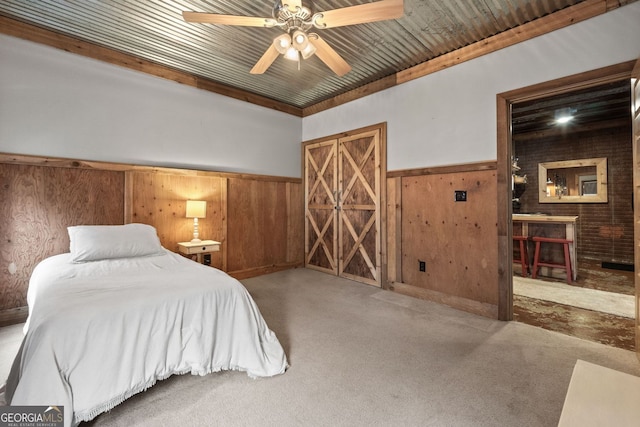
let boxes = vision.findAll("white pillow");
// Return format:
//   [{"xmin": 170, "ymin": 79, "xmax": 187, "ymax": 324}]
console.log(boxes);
[{"xmin": 68, "ymin": 223, "xmax": 165, "ymax": 262}]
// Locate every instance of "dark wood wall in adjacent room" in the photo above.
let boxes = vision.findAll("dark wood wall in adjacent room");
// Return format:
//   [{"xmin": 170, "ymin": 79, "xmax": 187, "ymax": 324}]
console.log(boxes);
[{"xmin": 514, "ymin": 124, "xmax": 633, "ymax": 264}]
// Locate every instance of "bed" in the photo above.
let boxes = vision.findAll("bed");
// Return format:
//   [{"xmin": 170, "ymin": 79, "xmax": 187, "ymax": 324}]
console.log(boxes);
[{"xmin": 4, "ymin": 224, "xmax": 288, "ymax": 426}]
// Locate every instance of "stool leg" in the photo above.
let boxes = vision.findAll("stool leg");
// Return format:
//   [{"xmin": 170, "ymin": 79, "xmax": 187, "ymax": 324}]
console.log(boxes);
[
  {"xmin": 532, "ymin": 240, "xmax": 541, "ymax": 279},
  {"xmin": 520, "ymin": 240, "xmax": 528, "ymax": 277},
  {"xmin": 563, "ymin": 242, "xmax": 572, "ymax": 284}
]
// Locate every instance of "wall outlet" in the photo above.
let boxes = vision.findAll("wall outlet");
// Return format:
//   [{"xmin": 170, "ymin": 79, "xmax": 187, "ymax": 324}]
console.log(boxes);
[
  {"xmin": 419, "ymin": 260, "xmax": 426, "ymax": 272},
  {"xmin": 203, "ymin": 254, "xmax": 211, "ymax": 265},
  {"xmin": 454, "ymin": 190, "xmax": 467, "ymax": 202}
]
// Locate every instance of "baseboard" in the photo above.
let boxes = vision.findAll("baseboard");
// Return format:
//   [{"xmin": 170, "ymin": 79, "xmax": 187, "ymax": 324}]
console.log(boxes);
[
  {"xmin": 0, "ymin": 306, "xmax": 28, "ymax": 327},
  {"xmin": 389, "ymin": 282, "xmax": 499, "ymax": 319},
  {"xmin": 228, "ymin": 262, "xmax": 303, "ymax": 280}
]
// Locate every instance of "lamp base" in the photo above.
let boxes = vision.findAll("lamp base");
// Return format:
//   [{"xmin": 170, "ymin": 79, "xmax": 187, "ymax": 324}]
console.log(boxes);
[{"xmin": 191, "ymin": 217, "xmax": 202, "ymax": 243}]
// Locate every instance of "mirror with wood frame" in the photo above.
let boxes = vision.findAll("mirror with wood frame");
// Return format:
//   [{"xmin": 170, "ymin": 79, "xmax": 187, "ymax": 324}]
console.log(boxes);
[{"xmin": 538, "ymin": 157, "xmax": 607, "ymax": 203}]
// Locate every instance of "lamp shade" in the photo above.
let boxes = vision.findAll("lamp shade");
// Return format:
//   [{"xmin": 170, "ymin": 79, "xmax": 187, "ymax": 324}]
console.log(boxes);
[
  {"xmin": 186, "ymin": 200, "xmax": 206, "ymax": 218},
  {"xmin": 291, "ymin": 30, "xmax": 308, "ymax": 50},
  {"xmin": 273, "ymin": 33, "xmax": 291, "ymax": 54}
]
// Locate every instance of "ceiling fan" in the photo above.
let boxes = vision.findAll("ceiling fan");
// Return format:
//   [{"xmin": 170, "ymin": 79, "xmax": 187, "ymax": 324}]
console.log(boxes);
[{"xmin": 182, "ymin": 0, "xmax": 404, "ymax": 76}]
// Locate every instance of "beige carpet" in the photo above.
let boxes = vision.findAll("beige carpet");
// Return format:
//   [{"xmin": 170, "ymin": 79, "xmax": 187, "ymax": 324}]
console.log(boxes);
[
  {"xmin": 559, "ymin": 360, "xmax": 640, "ymax": 426},
  {"xmin": 513, "ymin": 276, "xmax": 635, "ymax": 319},
  {"xmin": 2, "ymin": 268, "xmax": 640, "ymax": 426}
]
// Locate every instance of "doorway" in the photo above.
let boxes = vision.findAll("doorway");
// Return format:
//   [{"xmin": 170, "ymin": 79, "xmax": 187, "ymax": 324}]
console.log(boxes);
[
  {"xmin": 511, "ymin": 79, "xmax": 634, "ymax": 350},
  {"xmin": 496, "ymin": 61, "xmax": 638, "ymax": 350}
]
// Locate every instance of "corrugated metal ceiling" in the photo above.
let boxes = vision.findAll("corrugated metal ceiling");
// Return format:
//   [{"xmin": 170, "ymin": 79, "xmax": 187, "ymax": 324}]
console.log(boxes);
[{"xmin": 0, "ymin": 1, "xmax": 622, "ymax": 109}]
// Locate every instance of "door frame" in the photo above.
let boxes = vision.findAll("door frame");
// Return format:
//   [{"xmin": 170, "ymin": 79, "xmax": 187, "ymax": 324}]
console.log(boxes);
[{"xmin": 496, "ymin": 60, "xmax": 637, "ymax": 321}]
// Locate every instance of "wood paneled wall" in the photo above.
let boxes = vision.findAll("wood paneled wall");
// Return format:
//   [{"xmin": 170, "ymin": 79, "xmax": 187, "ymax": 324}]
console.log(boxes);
[
  {"xmin": 386, "ymin": 162, "xmax": 499, "ymax": 318},
  {"xmin": 0, "ymin": 162, "xmax": 124, "ymax": 323},
  {"xmin": 126, "ymin": 171, "xmax": 227, "ymax": 270},
  {"xmin": 0, "ymin": 154, "xmax": 303, "ymax": 326},
  {"xmin": 227, "ymin": 179, "xmax": 303, "ymax": 277}
]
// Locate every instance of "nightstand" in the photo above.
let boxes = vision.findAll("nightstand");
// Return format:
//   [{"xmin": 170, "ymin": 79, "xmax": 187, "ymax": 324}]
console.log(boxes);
[{"xmin": 177, "ymin": 240, "xmax": 221, "ymax": 264}]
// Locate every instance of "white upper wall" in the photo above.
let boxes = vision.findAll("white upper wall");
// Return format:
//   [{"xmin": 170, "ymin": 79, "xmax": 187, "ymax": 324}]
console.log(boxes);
[
  {"xmin": 2, "ymin": 3, "xmax": 639, "ymax": 177},
  {"xmin": 0, "ymin": 34, "xmax": 302, "ymax": 177},
  {"xmin": 303, "ymin": 1, "xmax": 640, "ymax": 172}
]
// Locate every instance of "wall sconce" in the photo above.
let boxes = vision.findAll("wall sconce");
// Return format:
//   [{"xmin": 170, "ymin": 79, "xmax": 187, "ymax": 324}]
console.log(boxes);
[{"xmin": 186, "ymin": 200, "xmax": 206, "ymax": 243}]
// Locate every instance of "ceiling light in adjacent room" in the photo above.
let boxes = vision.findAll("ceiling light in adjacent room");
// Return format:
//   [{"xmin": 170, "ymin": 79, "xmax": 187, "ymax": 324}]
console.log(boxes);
[
  {"xmin": 556, "ymin": 115, "xmax": 573, "ymax": 124},
  {"xmin": 555, "ymin": 107, "xmax": 577, "ymax": 124}
]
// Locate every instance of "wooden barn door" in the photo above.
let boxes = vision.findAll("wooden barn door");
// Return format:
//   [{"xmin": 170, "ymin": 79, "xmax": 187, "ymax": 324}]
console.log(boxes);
[
  {"xmin": 304, "ymin": 124, "xmax": 386, "ymax": 287},
  {"xmin": 305, "ymin": 139, "xmax": 339, "ymax": 275},
  {"xmin": 338, "ymin": 130, "xmax": 382, "ymax": 285}
]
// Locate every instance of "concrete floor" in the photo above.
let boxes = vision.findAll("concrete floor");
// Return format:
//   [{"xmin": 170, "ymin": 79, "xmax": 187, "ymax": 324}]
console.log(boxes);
[{"xmin": 513, "ymin": 260, "xmax": 635, "ymax": 351}]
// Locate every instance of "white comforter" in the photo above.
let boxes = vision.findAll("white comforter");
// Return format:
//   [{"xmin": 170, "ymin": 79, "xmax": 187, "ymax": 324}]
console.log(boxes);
[{"xmin": 5, "ymin": 250, "xmax": 288, "ymax": 426}]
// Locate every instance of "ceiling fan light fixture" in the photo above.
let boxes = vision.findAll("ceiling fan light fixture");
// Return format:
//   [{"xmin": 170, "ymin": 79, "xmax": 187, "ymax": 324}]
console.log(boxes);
[
  {"xmin": 300, "ymin": 42, "xmax": 316, "ymax": 59},
  {"xmin": 284, "ymin": 46, "xmax": 299, "ymax": 61},
  {"xmin": 273, "ymin": 33, "xmax": 291, "ymax": 54},
  {"xmin": 292, "ymin": 30, "xmax": 308, "ymax": 49}
]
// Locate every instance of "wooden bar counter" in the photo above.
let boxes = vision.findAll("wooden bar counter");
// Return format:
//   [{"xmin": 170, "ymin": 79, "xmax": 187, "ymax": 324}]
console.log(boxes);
[{"xmin": 512, "ymin": 214, "xmax": 578, "ymax": 280}]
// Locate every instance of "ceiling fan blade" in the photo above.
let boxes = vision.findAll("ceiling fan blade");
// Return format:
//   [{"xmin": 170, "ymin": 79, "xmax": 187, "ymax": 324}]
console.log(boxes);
[
  {"xmin": 309, "ymin": 36, "xmax": 351, "ymax": 77},
  {"xmin": 250, "ymin": 45, "xmax": 281, "ymax": 74},
  {"xmin": 313, "ymin": 0, "xmax": 404, "ymax": 29},
  {"xmin": 182, "ymin": 11, "xmax": 276, "ymax": 27}
]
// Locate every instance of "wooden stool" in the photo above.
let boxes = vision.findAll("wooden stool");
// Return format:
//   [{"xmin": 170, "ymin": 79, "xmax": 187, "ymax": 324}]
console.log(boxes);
[
  {"xmin": 531, "ymin": 236, "xmax": 573, "ymax": 284},
  {"xmin": 513, "ymin": 235, "xmax": 529, "ymax": 277}
]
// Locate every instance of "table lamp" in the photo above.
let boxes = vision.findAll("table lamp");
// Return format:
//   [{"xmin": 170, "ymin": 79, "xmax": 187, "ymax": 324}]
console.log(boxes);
[{"xmin": 186, "ymin": 200, "xmax": 206, "ymax": 243}]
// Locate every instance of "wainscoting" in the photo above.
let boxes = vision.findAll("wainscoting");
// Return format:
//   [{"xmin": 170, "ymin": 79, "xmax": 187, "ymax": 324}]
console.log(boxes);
[
  {"xmin": 0, "ymin": 153, "xmax": 518, "ymax": 324},
  {"xmin": 386, "ymin": 161, "xmax": 499, "ymax": 318},
  {"xmin": 0, "ymin": 153, "xmax": 303, "ymax": 325}
]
